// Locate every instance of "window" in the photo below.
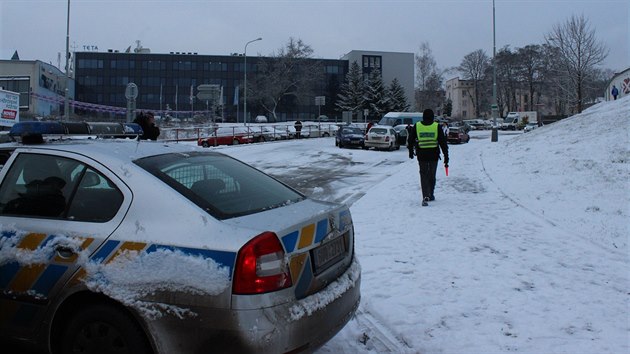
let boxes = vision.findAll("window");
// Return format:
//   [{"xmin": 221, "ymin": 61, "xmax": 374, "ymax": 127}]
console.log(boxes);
[
  {"xmin": 204, "ymin": 62, "xmax": 226, "ymax": 72},
  {"xmin": 0, "ymin": 77, "xmax": 29, "ymax": 108},
  {"xmin": 325, "ymin": 65, "xmax": 339, "ymax": 74},
  {"xmin": 142, "ymin": 61, "xmax": 162, "ymax": 70},
  {"xmin": 362, "ymin": 55, "xmax": 382, "ymax": 69},
  {"xmin": 0, "ymin": 153, "xmax": 123, "ymax": 222},
  {"xmin": 135, "ymin": 152, "xmax": 304, "ymax": 220},
  {"xmin": 77, "ymin": 59, "xmax": 103, "ymax": 69}
]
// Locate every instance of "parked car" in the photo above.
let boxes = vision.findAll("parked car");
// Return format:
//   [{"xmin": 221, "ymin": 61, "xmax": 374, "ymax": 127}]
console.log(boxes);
[
  {"xmin": 254, "ymin": 115, "xmax": 268, "ymax": 123},
  {"xmin": 0, "ymin": 121, "xmax": 361, "ymax": 354},
  {"xmin": 463, "ymin": 119, "xmax": 488, "ymax": 130},
  {"xmin": 246, "ymin": 125, "xmax": 287, "ymax": 141},
  {"xmin": 447, "ymin": 126, "xmax": 470, "ymax": 144},
  {"xmin": 523, "ymin": 122, "xmax": 539, "ymax": 133},
  {"xmin": 364, "ymin": 126, "xmax": 400, "ymax": 151},
  {"xmin": 302, "ymin": 122, "xmax": 333, "ymax": 138},
  {"xmin": 198, "ymin": 126, "xmax": 254, "ymax": 147},
  {"xmin": 336, "ymin": 126, "xmax": 365, "ymax": 148},
  {"xmin": 285, "ymin": 125, "xmax": 311, "ymax": 139}
]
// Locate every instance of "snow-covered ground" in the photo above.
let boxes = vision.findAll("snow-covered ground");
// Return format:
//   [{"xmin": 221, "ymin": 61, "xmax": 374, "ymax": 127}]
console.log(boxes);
[
  {"xmin": 2, "ymin": 96, "xmax": 627, "ymax": 353},
  {"xmin": 313, "ymin": 97, "xmax": 629, "ymax": 353}
]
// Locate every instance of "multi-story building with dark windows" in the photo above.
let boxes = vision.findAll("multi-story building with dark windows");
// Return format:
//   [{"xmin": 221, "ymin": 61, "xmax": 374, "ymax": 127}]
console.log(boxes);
[
  {"xmin": 74, "ymin": 50, "xmax": 349, "ymax": 122},
  {"xmin": 1, "ymin": 48, "xmax": 414, "ymax": 122}
]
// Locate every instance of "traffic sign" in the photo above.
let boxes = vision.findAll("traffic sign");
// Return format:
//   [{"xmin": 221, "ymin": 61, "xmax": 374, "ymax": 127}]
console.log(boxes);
[
  {"xmin": 197, "ymin": 84, "xmax": 221, "ymax": 101},
  {"xmin": 197, "ymin": 91, "xmax": 219, "ymax": 101},
  {"xmin": 125, "ymin": 83, "xmax": 138, "ymax": 100}
]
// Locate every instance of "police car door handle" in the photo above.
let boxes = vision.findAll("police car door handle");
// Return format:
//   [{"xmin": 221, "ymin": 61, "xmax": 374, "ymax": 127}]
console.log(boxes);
[{"xmin": 56, "ymin": 245, "xmax": 75, "ymax": 259}]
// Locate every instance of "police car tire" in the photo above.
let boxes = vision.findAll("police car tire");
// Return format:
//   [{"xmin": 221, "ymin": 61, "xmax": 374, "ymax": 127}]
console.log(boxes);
[{"xmin": 60, "ymin": 303, "xmax": 152, "ymax": 354}]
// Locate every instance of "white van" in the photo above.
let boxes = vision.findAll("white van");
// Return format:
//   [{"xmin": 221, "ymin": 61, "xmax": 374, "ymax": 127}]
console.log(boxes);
[{"xmin": 377, "ymin": 112, "xmax": 423, "ymax": 127}]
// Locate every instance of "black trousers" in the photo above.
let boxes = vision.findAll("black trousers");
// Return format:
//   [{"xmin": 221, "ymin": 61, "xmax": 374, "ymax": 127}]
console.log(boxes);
[{"xmin": 417, "ymin": 160, "xmax": 438, "ymax": 199}]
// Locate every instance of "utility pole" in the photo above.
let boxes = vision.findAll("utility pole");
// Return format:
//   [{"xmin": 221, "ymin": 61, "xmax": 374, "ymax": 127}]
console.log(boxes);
[
  {"xmin": 64, "ymin": 0, "xmax": 71, "ymax": 121},
  {"xmin": 243, "ymin": 37, "xmax": 262, "ymax": 125},
  {"xmin": 491, "ymin": 0, "xmax": 499, "ymax": 142}
]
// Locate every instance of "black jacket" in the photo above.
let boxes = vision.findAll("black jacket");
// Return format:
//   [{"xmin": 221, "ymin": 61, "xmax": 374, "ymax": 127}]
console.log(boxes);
[{"xmin": 407, "ymin": 121, "xmax": 449, "ymax": 163}]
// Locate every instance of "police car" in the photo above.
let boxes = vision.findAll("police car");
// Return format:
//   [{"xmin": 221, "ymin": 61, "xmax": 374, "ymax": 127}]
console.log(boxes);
[{"xmin": 0, "ymin": 121, "xmax": 360, "ymax": 353}]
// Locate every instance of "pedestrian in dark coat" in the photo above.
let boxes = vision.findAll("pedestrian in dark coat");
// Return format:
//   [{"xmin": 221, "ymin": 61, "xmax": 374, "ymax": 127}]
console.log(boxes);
[
  {"xmin": 366, "ymin": 121, "xmax": 374, "ymax": 134},
  {"xmin": 611, "ymin": 85, "xmax": 619, "ymax": 100},
  {"xmin": 407, "ymin": 109, "xmax": 449, "ymax": 206},
  {"xmin": 134, "ymin": 111, "xmax": 160, "ymax": 140},
  {"xmin": 294, "ymin": 120, "xmax": 303, "ymax": 139}
]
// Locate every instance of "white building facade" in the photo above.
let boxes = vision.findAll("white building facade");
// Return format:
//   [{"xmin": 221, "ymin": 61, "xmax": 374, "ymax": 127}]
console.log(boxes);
[
  {"xmin": 445, "ymin": 77, "xmax": 476, "ymax": 119},
  {"xmin": 342, "ymin": 50, "xmax": 414, "ymax": 112}
]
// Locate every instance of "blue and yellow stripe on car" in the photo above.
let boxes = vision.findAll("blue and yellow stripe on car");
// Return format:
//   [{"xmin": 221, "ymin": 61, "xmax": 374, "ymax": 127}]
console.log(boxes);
[
  {"xmin": 280, "ymin": 213, "xmax": 352, "ymax": 299},
  {"xmin": 0, "ymin": 231, "xmax": 236, "ymax": 329}
]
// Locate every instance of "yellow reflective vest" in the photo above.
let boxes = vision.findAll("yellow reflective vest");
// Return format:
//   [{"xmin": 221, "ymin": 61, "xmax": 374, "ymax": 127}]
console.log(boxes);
[{"xmin": 415, "ymin": 122, "xmax": 439, "ymax": 149}]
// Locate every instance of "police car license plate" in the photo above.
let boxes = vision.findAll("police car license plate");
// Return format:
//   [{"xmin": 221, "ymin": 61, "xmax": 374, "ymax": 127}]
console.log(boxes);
[{"xmin": 312, "ymin": 234, "xmax": 346, "ymax": 274}]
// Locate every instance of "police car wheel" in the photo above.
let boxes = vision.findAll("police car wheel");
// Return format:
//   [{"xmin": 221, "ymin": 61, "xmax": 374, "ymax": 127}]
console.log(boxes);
[{"xmin": 61, "ymin": 303, "xmax": 152, "ymax": 354}]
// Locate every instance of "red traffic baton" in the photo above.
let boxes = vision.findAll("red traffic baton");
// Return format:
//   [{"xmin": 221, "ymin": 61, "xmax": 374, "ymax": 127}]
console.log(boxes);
[{"xmin": 445, "ymin": 166, "xmax": 449, "ymax": 176}]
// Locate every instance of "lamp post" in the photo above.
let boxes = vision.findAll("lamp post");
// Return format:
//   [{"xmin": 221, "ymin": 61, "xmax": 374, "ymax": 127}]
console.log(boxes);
[
  {"xmin": 243, "ymin": 37, "xmax": 262, "ymax": 125},
  {"xmin": 64, "ymin": 0, "xmax": 71, "ymax": 121},
  {"xmin": 491, "ymin": 0, "xmax": 499, "ymax": 142}
]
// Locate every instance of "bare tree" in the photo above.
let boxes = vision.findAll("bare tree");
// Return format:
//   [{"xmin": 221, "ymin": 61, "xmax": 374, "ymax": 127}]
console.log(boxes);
[
  {"xmin": 250, "ymin": 38, "xmax": 324, "ymax": 120},
  {"xmin": 545, "ymin": 15, "xmax": 608, "ymax": 113},
  {"xmin": 416, "ymin": 42, "xmax": 437, "ymax": 90},
  {"xmin": 494, "ymin": 46, "xmax": 519, "ymax": 114},
  {"xmin": 415, "ymin": 42, "xmax": 445, "ymax": 111},
  {"xmin": 516, "ymin": 45, "xmax": 546, "ymax": 111},
  {"xmin": 458, "ymin": 49, "xmax": 490, "ymax": 117}
]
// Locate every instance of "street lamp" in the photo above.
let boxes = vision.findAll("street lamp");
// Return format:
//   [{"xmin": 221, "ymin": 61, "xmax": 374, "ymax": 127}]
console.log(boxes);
[
  {"xmin": 243, "ymin": 37, "xmax": 262, "ymax": 125},
  {"xmin": 64, "ymin": 0, "xmax": 71, "ymax": 121},
  {"xmin": 491, "ymin": 0, "xmax": 499, "ymax": 142}
]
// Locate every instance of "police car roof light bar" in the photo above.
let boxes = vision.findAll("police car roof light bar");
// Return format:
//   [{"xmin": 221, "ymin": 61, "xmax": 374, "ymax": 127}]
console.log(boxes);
[{"xmin": 9, "ymin": 121, "xmax": 144, "ymax": 141}]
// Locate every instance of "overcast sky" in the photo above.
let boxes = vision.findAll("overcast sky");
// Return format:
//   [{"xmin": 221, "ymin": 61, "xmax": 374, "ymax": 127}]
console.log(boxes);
[{"xmin": 1, "ymin": 0, "xmax": 628, "ymax": 78}]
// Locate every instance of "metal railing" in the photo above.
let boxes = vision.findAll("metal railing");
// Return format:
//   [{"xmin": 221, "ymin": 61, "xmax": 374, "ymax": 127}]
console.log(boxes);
[{"xmin": 159, "ymin": 123, "xmax": 339, "ymax": 143}]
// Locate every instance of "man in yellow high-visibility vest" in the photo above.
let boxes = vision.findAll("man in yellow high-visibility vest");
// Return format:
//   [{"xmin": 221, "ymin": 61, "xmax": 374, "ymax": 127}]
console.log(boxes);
[{"xmin": 407, "ymin": 109, "xmax": 449, "ymax": 206}]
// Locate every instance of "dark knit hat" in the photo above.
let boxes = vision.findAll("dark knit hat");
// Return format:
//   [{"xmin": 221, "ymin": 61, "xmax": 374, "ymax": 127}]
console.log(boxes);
[{"xmin": 422, "ymin": 109, "xmax": 435, "ymax": 123}]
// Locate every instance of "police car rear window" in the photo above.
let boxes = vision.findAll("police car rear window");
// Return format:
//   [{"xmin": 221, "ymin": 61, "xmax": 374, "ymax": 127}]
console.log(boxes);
[{"xmin": 134, "ymin": 152, "xmax": 304, "ymax": 220}]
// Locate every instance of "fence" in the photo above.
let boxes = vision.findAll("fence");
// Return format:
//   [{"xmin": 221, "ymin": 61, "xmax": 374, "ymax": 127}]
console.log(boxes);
[{"xmin": 159, "ymin": 123, "xmax": 340, "ymax": 143}]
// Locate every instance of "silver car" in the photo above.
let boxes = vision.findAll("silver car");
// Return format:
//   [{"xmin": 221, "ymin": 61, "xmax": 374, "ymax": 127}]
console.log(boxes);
[{"xmin": 0, "ymin": 122, "xmax": 360, "ymax": 353}]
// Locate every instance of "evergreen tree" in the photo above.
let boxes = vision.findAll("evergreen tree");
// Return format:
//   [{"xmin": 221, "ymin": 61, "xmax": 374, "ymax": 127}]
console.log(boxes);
[
  {"xmin": 387, "ymin": 78, "xmax": 410, "ymax": 112},
  {"xmin": 363, "ymin": 68, "xmax": 390, "ymax": 118},
  {"xmin": 443, "ymin": 98, "xmax": 453, "ymax": 117},
  {"xmin": 335, "ymin": 61, "xmax": 365, "ymax": 118}
]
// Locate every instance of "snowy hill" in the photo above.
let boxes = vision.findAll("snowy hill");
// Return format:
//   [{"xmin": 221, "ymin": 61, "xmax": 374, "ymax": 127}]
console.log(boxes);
[{"xmin": 320, "ymin": 96, "xmax": 629, "ymax": 353}]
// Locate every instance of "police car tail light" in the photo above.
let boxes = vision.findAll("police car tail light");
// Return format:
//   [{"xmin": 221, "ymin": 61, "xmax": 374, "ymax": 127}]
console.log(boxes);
[{"xmin": 233, "ymin": 232, "xmax": 293, "ymax": 295}]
